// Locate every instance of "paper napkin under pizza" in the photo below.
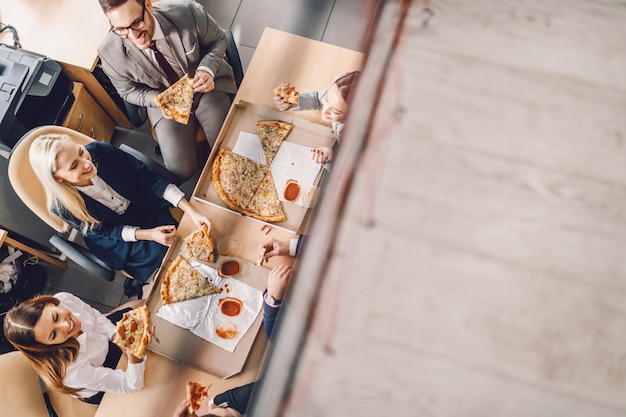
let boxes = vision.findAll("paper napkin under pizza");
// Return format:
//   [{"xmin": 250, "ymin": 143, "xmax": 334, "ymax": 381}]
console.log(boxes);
[
  {"xmin": 156, "ymin": 260, "xmax": 262, "ymax": 353},
  {"xmin": 232, "ymin": 131, "xmax": 322, "ymax": 206}
]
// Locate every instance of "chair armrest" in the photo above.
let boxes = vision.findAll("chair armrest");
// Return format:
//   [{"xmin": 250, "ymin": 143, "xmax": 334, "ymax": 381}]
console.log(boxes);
[
  {"xmin": 119, "ymin": 144, "xmax": 182, "ymax": 186},
  {"xmin": 49, "ymin": 235, "xmax": 115, "ymax": 282}
]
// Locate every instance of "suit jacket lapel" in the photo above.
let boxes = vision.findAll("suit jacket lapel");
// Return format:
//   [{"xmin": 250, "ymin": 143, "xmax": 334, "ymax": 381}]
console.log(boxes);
[
  {"xmin": 121, "ymin": 38, "xmax": 169, "ymax": 86},
  {"xmin": 155, "ymin": 11, "xmax": 189, "ymax": 73}
]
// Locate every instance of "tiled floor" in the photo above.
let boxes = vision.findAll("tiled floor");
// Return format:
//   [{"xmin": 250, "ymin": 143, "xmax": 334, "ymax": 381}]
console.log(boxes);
[{"xmin": 0, "ymin": 0, "xmax": 380, "ymax": 313}]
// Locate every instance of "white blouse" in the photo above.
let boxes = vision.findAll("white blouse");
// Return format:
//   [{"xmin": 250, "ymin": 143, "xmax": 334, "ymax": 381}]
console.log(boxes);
[{"xmin": 55, "ymin": 292, "xmax": 146, "ymax": 399}]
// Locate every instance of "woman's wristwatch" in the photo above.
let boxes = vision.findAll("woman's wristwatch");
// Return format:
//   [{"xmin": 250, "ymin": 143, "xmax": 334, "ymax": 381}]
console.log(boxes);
[{"xmin": 263, "ymin": 290, "xmax": 282, "ymax": 307}]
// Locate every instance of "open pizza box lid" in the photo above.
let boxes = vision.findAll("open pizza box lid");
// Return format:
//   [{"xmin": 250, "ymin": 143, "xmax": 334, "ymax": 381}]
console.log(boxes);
[
  {"xmin": 145, "ymin": 206, "xmax": 295, "ymax": 378},
  {"xmin": 192, "ymin": 101, "xmax": 335, "ymax": 235}
]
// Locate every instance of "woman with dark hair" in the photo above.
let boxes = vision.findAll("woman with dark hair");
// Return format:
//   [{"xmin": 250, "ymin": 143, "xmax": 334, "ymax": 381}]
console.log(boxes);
[
  {"xmin": 273, "ymin": 71, "xmax": 360, "ymax": 164},
  {"xmin": 3, "ymin": 292, "xmax": 149, "ymax": 404}
]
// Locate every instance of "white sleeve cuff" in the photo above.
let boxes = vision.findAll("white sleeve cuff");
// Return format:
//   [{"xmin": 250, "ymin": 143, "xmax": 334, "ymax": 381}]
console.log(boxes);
[
  {"xmin": 122, "ymin": 226, "xmax": 139, "ymax": 242},
  {"xmin": 197, "ymin": 66, "xmax": 215, "ymax": 79},
  {"xmin": 163, "ymin": 184, "xmax": 185, "ymax": 207},
  {"xmin": 289, "ymin": 238, "xmax": 299, "ymax": 257},
  {"xmin": 125, "ymin": 357, "xmax": 146, "ymax": 390}
]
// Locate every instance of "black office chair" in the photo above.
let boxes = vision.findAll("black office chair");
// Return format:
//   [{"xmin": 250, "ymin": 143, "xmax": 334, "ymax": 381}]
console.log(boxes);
[{"xmin": 124, "ymin": 29, "xmax": 244, "ymax": 128}]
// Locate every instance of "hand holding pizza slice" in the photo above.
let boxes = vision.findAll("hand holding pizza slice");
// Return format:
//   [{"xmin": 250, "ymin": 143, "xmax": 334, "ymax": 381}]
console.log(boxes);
[
  {"xmin": 272, "ymin": 83, "xmax": 298, "ymax": 111},
  {"xmin": 112, "ymin": 305, "xmax": 151, "ymax": 359}
]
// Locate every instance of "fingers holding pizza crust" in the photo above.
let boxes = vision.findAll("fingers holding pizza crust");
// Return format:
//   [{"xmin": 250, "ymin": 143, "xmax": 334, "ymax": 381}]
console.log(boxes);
[{"xmin": 112, "ymin": 305, "xmax": 151, "ymax": 360}]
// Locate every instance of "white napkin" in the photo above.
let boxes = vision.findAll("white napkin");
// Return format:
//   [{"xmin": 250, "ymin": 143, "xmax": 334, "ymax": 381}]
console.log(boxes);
[
  {"xmin": 232, "ymin": 131, "xmax": 265, "ymax": 164},
  {"xmin": 270, "ymin": 142, "xmax": 322, "ymax": 205},
  {"xmin": 156, "ymin": 260, "xmax": 263, "ymax": 353},
  {"xmin": 231, "ymin": 131, "xmax": 322, "ymax": 207}
]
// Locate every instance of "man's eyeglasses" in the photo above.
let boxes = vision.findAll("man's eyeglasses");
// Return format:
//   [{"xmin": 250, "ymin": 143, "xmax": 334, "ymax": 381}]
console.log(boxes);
[{"xmin": 111, "ymin": 1, "xmax": 146, "ymax": 36}]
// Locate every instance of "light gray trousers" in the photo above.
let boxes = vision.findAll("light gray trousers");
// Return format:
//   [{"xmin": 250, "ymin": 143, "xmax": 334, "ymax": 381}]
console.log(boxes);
[{"xmin": 148, "ymin": 90, "xmax": 232, "ymax": 182}]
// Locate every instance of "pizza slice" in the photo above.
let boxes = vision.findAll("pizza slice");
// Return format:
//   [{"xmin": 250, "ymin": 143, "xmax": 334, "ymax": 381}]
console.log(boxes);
[
  {"xmin": 186, "ymin": 381, "xmax": 212, "ymax": 414},
  {"xmin": 184, "ymin": 224, "xmax": 215, "ymax": 263},
  {"xmin": 112, "ymin": 305, "xmax": 150, "ymax": 359},
  {"xmin": 255, "ymin": 120, "xmax": 293, "ymax": 165},
  {"xmin": 212, "ymin": 149, "xmax": 269, "ymax": 213},
  {"xmin": 154, "ymin": 74, "xmax": 195, "ymax": 124},
  {"xmin": 161, "ymin": 255, "xmax": 221, "ymax": 305},
  {"xmin": 243, "ymin": 170, "xmax": 286, "ymax": 222},
  {"xmin": 272, "ymin": 81, "xmax": 299, "ymax": 105}
]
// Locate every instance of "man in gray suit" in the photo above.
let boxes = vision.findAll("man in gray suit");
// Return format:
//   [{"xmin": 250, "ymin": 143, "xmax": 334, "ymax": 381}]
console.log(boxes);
[{"xmin": 97, "ymin": 0, "xmax": 236, "ymax": 182}]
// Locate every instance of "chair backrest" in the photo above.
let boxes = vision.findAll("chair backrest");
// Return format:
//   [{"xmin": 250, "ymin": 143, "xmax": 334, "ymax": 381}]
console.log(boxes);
[
  {"xmin": 8, "ymin": 126, "xmax": 94, "ymax": 233},
  {"xmin": 0, "ymin": 351, "xmax": 98, "ymax": 417},
  {"xmin": 47, "ymin": 383, "xmax": 98, "ymax": 417},
  {"xmin": 0, "ymin": 350, "xmax": 53, "ymax": 417}
]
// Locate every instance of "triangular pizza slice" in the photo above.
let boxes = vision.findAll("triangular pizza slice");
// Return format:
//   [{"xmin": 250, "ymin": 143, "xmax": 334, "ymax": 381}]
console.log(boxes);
[
  {"xmin": 186, "ymin": 381, "xmax": 212, "ymax": 414},
  {"xmin": 255, "ymin": 120, "xmax": 293, "ymax": 165},
  {"xmin": 160, "ymin": 255, "xmax": 220, "ymax": 305},
  {"xmin": 184, "ymin": 224, "xmax": 215, "ymax": 263},
  {"xmin": 243, "ymin": 170, "xmax": 286, "ymax": 222},
  {"xmin": 212, "ymin": 149, "xmax": 269, "ymax": 212},
  {"xmin": 154, "ymin": 74, "xmax": 195, "ymax": 124}
]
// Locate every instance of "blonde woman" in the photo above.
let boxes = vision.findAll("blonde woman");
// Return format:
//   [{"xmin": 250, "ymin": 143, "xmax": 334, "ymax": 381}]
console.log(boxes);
[
  {"xmin": 4, "ymin": 292, "xmax": 148, "ymax": 404},
  {"xmin": 30, "ymin": 133, "xmax": 210, "ymax": 295}
]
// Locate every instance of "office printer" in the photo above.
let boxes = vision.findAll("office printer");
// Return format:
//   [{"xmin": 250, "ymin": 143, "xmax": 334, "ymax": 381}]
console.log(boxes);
[{"xmin": 0, "ymin": 45, "xmax": 74, "ymax": 153}]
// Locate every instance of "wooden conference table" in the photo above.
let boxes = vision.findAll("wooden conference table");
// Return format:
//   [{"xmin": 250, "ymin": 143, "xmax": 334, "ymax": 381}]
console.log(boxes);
[{"xmin": 94, "ymin": 28, "xmax": 364, "ymax": 417}]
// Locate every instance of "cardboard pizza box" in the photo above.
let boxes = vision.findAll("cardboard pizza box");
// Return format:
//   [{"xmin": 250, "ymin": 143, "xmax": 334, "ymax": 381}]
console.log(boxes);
[
  {"xmin": 145, "ymin": 206, "xmax": 294, "ymax": 377},
  {"xmin": 192, "ymin": 101, "xmax": 335, "ymax": 235}
]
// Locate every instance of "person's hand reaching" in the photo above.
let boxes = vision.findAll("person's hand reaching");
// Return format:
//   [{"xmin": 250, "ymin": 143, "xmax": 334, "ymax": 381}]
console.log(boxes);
[
  {"xmin": 258, "ymin": 238, "xmax": 290, "ymax": 263},
  {"xmin": 310, "ymin": 146, "xmax": 332, "ymax": 164}
]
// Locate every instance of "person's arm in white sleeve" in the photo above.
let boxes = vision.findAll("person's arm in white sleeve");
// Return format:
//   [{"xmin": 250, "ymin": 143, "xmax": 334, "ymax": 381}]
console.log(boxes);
[
  {"xmin": 65, "ymin": 359, "xmax": 145, "ymax": 395},
  {"xmin": 162, "ymin": 184, "xmax": 185, "ymax": 207}
]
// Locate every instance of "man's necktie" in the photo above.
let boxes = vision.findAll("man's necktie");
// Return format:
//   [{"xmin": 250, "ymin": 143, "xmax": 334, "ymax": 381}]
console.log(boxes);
[{"xmin": 150, "ymin": 41, "xmax": 179, "ymax": 85}]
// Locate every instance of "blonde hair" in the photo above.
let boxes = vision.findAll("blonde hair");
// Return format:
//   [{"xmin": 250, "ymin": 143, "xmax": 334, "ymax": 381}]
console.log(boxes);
[
  {"xmin": 29, "ymin": 134, "xmax": 100, "ymax": 234},
  {"xmin": 3, "ymin": 295, "xmax": 82, "ymax": 396}
]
